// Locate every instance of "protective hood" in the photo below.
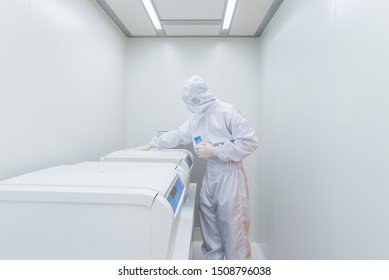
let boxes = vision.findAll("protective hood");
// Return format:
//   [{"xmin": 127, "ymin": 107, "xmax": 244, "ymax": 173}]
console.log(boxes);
[{"xmin": 181, "ymin": 75, "xmax": 216, "ymax": 114}]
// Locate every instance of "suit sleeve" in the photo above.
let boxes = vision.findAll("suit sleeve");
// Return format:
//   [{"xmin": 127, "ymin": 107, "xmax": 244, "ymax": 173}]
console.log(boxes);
[
  {"xmin": 216, "ymin": 111, "xmax": 258, "ymax": 162},
  {"xmin": 150, "ymin": 119, "xmax": 193, "ymax": 149}
]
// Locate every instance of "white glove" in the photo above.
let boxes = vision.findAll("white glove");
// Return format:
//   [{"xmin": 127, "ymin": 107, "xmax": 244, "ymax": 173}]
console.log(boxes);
[
  {"xmin": 195, "ymin": 143, "xmax": 219, "ymax": 158},
  {"xmin": 126, "ymin": 142, "xmax": 152, "ymax": 151}
]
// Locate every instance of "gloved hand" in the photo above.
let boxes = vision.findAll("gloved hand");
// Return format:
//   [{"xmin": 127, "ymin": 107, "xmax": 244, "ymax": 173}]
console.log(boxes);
[
  {"xmin": 195, "ymin": 143, "xmax": 219, "ymax": 158},
  {"xmin": 126, "ymin": 142, "xmax": 152, "ymax": 151}
]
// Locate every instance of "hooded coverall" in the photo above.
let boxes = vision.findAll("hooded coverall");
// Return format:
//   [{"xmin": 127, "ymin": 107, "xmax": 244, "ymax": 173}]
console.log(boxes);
[{"xmin": 150, "ymin": 76, "xmax": 257, "ymax": 260}]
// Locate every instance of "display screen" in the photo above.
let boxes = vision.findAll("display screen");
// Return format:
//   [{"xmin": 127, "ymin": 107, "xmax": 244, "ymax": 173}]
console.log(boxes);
[
  {"xmin": 166, "ymin": 177, "xmax": 184, "ymax": 213},
  {"xmin": 170, "ymin": 187, "xmax": 177, "ymax": 198}
]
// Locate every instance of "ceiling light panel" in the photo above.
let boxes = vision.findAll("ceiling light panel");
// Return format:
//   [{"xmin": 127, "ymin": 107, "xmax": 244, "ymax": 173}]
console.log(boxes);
[
  {"xmin": 229, "ymin": 0, "xmax": 274, "ymax": 36},
  {"xmin": 222, "ymin": 0, "xmax": 237, "ymax": 31},
  {"xmin": 105, "ymin": 0, "xmax": 157, "ymax": 36},
  {"xmin": 142, "ymin": 0, "xmax": 163, "ymax": 31},
  {"xmin": 154, "ymin": 0, "xmax": 226, "ymax": 20}
]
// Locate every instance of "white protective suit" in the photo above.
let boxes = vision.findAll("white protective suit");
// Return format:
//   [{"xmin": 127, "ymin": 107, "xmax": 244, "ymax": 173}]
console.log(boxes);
[{"xmin": 150, "ymin": 76, "xmax": 257, "ymax": 260}]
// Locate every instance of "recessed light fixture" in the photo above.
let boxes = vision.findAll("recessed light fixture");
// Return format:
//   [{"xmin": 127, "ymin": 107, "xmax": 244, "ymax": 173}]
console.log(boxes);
[
  {"xmin": 222, "ymin": 0, "xmax": 237, "ymax": 31},
  {"xmin": 142, "ymin": 0, "xmax": 162, "ymax": 31}
]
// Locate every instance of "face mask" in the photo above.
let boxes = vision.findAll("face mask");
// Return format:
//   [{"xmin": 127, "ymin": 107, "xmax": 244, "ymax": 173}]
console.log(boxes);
[
  {"xmin": 187, "ymin": 105, "xmax": 201, "ymax": 114},
  {"xmin": 187, "ymin": 101, "xmax": 215, "ymax": 115}
]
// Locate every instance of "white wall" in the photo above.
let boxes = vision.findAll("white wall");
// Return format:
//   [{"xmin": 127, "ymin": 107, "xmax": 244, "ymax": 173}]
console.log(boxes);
[
  {"xmin": 0, "ymin": 0, "xmax": 126, "ymax": 180},
  {"xmin": 334, "ymin": 0, "xmax": 389, "ymax": 259},
  {"xmin": 258, "ymin": 0, "xmax": 389, "ymax": 259},
  {"xmin": 126, "ymin": 38, "xmax": 260, "ymax": 241}
]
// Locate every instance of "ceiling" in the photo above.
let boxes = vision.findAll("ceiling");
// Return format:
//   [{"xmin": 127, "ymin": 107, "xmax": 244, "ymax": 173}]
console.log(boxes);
[{"xmin": 95, "ymin": 0, "xmax": 284, "ymax": 38}]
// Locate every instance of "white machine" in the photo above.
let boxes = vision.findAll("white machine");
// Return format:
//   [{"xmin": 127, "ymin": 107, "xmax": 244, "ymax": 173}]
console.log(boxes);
[
  {"xmin": 101, "ymin": 149, "xmax": 194, "ymax": 189},
  {"xmin": 0, "ymin": 161, "xmax": 196, "ymax": 260}
]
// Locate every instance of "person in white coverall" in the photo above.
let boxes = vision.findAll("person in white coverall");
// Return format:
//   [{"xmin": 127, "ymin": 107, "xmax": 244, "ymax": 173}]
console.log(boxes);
[{"xmin": 133, "ymin": 76, "xmax": 257, "ymax": 260}]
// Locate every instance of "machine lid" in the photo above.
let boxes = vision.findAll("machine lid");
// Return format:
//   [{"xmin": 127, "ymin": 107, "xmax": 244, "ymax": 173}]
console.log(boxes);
[
  {"xmin": 102, "ymin": 149, "xmax": 189, "ymax": 162},
  {"xmin": 0, "ymin": 162, "xmax": 179, "ymax": 196},
  {"xmin": 101, "ymin": 149, "xmax": 193, "ymax": 171},
  {"xmin": 0, "ymin": 184, "xmax": 157, "ymax": 206},
  {"xmin": 105, "ymin": 148, "xmax": 189, "ymax": 156}
]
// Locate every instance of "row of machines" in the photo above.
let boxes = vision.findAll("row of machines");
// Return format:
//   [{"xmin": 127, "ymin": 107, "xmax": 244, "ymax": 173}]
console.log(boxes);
[{"xmin": 0, "ymin": 149, "xmax": 195, "ymax": 259}]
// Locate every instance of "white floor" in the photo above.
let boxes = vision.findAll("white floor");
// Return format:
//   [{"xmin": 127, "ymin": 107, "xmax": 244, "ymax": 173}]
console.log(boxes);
[{"xmin": 193, "ymin": 241, "xmax": 207, "ymax": 260}]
